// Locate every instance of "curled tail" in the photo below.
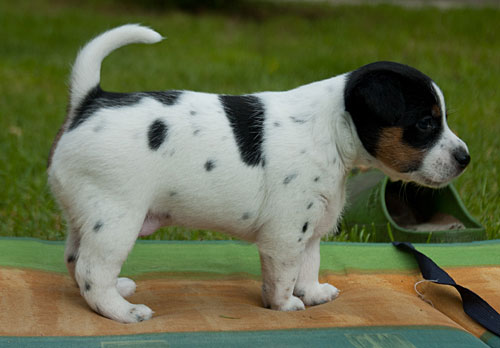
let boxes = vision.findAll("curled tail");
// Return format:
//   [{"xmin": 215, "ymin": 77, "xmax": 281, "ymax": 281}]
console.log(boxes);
[{"xmin": 69, "ymin": 24, "xmax": 162, "ymax": 111}]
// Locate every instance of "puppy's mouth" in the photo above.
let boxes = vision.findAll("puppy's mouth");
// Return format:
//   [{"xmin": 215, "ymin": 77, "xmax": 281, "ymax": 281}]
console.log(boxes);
[
  {"xmin": 417, "ymin": 176, "xmax": 450, "ymax": 188},
  {"xmin": 412, "ymin": 170, "xmax": 461, "ymax": 189}
]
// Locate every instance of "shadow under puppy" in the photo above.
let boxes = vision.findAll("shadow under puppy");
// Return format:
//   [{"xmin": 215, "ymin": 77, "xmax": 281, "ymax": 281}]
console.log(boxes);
[{"xmin": 48, "ymin": 25, "xmax": 470, "ymax": 323}]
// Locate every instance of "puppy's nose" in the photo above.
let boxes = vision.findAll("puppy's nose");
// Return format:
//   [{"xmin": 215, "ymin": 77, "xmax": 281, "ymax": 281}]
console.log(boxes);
[{"xmin": 453, "ymin": 148, "xmax": 470, "ymax": 168}]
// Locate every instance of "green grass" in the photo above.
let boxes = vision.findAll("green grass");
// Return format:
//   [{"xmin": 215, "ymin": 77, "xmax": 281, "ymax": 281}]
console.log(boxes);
[{"xmin": 1, "ymin": 0, "xmax": 499, "ymax": 241}]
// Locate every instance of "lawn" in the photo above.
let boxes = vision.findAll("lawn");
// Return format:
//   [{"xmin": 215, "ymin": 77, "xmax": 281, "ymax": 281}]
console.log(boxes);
[{"xmin": 0, "ymin": 0, "xmax": 498, "ymax": 241}]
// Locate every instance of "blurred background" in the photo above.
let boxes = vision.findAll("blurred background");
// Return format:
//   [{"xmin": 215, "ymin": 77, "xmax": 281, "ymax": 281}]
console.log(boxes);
[{"xmin": 1, "ymin": 0, "xmax": 499, "ymax": 241}]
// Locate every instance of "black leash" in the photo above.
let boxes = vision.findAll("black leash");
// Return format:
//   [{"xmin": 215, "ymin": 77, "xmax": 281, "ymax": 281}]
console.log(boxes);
[{"xmin": 393, "ymin": 241, "xmax": 500, "ymax": 337}]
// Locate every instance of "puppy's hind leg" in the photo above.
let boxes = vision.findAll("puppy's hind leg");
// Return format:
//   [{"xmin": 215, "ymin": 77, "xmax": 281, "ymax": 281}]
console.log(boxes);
[
  {"xmin": 116, "ymin": 277, "xmax": 137, "ymax": 298},
  {"xmin": 75, "ymin": 202, "xmax": 152, "ymax": 323},
  {"xmin": 66, "ymin": 225, "xmax": 136, "ymax": 297}
]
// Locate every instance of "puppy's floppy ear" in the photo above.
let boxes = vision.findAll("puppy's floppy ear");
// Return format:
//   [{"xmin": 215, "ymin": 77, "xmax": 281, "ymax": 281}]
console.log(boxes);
[{"xmin": 345, "ymin": 69, "xmax": 406, "ymax": 126}]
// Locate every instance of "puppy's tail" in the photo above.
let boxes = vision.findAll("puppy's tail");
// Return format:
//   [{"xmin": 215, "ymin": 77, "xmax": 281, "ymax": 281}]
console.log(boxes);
[{"xmin": 69, "ymin": 24, "xmax": 162, "ymax": 110}]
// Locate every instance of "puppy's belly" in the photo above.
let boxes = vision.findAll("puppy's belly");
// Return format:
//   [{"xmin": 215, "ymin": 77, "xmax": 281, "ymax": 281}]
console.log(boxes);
[
  {"xmin": 139, "ymin": 213, "xmax": 169, "ymax": 236},
  {"xmin": 142, "ymin": 184, "xmax": 265, "ymax": 240},
  {"xmin": 139, "ymin": 155, "xmax": 266, "ymax": 239}
]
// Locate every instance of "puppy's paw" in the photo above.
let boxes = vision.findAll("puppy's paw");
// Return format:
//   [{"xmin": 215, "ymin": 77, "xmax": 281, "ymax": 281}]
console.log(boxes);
[
  {"xmin": 117, "ymin": 277, "xmax": 136, "ymax": 298},
  {"xmin": 275, "ymin": 296, "xmax": 305, "ymax": 311},
  {"xmin": 95, "ymin": 301, "xmax": 153, "ymax": 323},
  {"xmin": 296, "ymin": 283, "xmax": 339, "ymax": 306},
  {"xmin": 127, "ymin": 304, "xmax": 154, "ymax": 323}
]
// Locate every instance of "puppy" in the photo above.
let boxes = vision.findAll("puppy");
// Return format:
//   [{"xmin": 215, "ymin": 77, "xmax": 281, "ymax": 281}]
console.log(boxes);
[{"xmin": 48, "ymin": 24, "xmax": 470, "ymax": 323}]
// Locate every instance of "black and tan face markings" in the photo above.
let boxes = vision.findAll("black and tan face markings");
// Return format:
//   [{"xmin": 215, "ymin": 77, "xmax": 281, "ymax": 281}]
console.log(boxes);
[
  {"xmin": 375, "ymin": 127, "xmax": 425, "ymax": 173},
  {"xmin": 68, "ymin": 85, "xmax": 182, "ymax": 131},
  {"xmin": 219, "ymin": 95, "xmax": 265, "ymax": 167},
  {"xmin": 148, "ymin": 119, "xmax": 168, "ymax": 151},
  {"xmin": 344, "ymin": 61, "xmax": 444, "ymax": 173},
  {"xmin": 431, "ymin": 104, "xmax": 441, "ymax": 119}
]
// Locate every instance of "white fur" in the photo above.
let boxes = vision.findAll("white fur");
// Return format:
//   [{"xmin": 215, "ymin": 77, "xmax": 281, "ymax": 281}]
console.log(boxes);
[{"xmin": 49, "ymin": 25, "xmax": 466, "ymax": 323}]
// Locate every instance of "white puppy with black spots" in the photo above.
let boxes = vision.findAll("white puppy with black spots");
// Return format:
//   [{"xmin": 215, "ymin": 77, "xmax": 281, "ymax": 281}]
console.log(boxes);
[{"xmin": 48, "ymin": 25, "xmax": 470, "ymax": 323}]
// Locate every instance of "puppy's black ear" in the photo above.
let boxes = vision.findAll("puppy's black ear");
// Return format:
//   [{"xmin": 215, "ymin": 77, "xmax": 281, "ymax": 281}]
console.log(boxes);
[
  {"xmin": 345, "ymin": 68, "xmax": 406, "ymax": 126},
  {"xmin": 344, "ymin": 61, "xmax": 435, "ymax": 156}
]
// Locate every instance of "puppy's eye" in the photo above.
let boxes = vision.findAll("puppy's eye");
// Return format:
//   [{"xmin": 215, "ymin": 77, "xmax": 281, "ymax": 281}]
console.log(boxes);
[{"xmin": 416, "ymin": 116, "xmax": 435, "ymax": 132}]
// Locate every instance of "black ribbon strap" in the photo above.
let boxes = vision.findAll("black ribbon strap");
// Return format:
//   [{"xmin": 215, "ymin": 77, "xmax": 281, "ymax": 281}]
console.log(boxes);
[{"xmin": 393, "ymin": 241, "xmax": 500, "ymax": 337}]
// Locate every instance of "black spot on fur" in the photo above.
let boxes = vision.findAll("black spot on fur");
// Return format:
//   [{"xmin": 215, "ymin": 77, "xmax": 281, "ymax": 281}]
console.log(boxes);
[
  {"xmin": 302, "ymin": 222, "xmax": 309, "ymax": 233},
  {"xmin": 242, "ymin": 212, "xmax": 251, "ymax": 220},
  {"xmin": 148, "ymin": 119, "xmax": 168, "ymax": 151},
  {"xmin": 283, "ymin": 174, "xmax": 298, "ymax": 185},
  {"xmin": 147, "ymin": 90, "xmax": 182, "ymax": 106},
  {"xmin": 290, "ymin": 116, "xmax": 307, "ymax": 124},
  {"xmin": 93, "ymin": 221, "xmax": 103, "ymax": 232},
  {"xmin": 273, "ymin": 122, "xmax": 281, "ymax": 127},
  {"xmin": 190, "ymin": 110, "xmax": 197, "ymax": 116},
  {"xmin": 205, "ymin": 160, "xmax": 216, "ymax": 171},
  {"xmin": 169, "ymin": 191, "xmax": 178, "ymax": 197},
  {"xmin": 193, "ymin": 129, "xmax": 201, "ymax": 136},
  {"xmin": 68, "ymin": 86, "xmax": 181, "ymax": 131},
  {"xmin": 298, "ymin": 238, "xmax": 302, "ymax": 242},
  {"xmin": 70, "ymin": 86, "xmax": 113, "ymax": 130},
  {"xmin": 84, "ymin": 281, "xmax": 91, "ymax": 292},
  {"xmin": 67, "ymin": 255, "xmax": 76, "ymax": 263},
  {"xmin": 314, "ymin": 176, "xmax": 320, "ymax": 182},
  {"xmin": 307, "ymin": 202, "xmax": 313, "ymax": 209},
  {"xmin": 219, "ymin": 95, "xmax": 265, "ymax": 167}
]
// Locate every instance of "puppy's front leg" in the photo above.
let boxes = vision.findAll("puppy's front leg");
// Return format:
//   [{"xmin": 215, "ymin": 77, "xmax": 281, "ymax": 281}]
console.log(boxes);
[
  {"xmin": 294, "ymin": 237, "xmax": 339, "ymax": 306},
  {"xmin": 257, "ymin": 224, "xmax": 306, "ymax": 311},
  {"xmin": 259, "ymin": 249, "xmax": 305, "ymax": 311}
]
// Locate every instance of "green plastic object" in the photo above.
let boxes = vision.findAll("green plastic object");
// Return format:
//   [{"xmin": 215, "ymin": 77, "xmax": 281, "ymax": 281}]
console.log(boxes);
[{"xmin": 342, "ymin": 170, "xmax": 486, "ymax": 243}]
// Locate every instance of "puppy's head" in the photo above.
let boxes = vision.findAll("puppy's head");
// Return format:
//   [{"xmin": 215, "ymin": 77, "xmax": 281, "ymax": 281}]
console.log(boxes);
[{"xmin": 344, "ymin": 61, "xmax": 469, "ymax": 188}]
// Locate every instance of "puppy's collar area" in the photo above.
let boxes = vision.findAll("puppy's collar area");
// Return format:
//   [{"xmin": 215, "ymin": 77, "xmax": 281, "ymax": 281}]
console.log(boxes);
[{"xmin": 333, "ymin": 113, "xmax": 364, "ymax": 171}]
